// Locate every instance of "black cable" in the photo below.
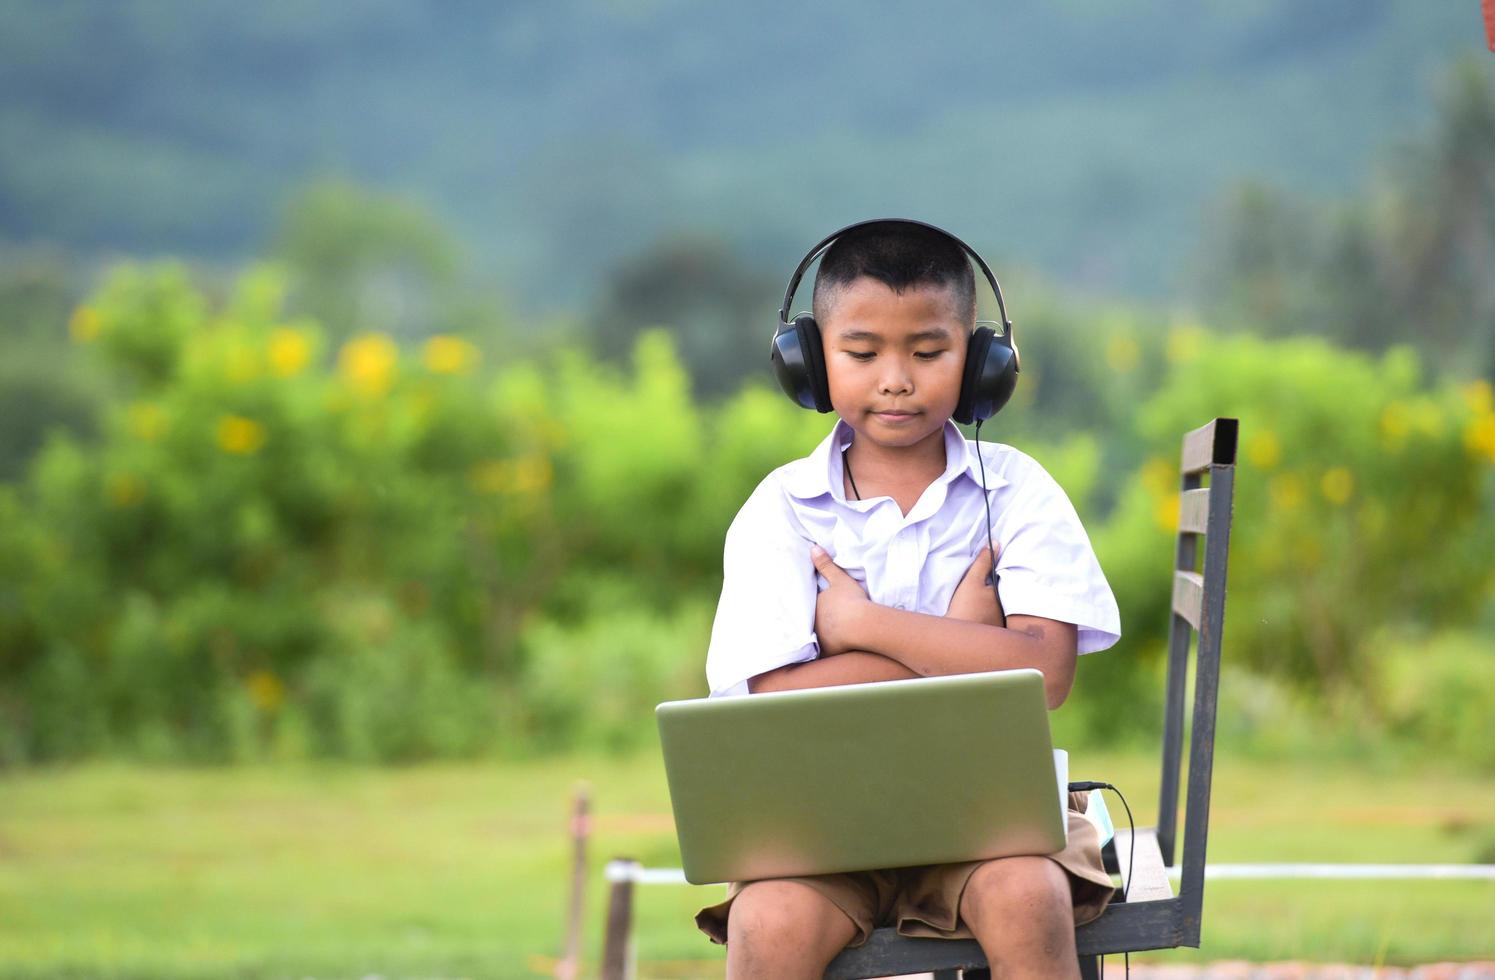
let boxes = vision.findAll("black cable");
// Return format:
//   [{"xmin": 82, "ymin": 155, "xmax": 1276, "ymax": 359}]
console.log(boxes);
[
  {"xmin": 841, "ymin": 448, "xmax": 861, "ymax": 501},
  {"xmin": 974, "ymin": 419, "xmax": 1000, "ymax": 607},
  {"xmin": 1069, "ymin": 780, "xmax": 1135, "ymax": 979}
]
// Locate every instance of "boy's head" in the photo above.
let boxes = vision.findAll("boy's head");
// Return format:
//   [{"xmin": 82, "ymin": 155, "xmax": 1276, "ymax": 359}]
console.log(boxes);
[
  {"xmin": 809, "ymin": 223, "xmax": 977, "ymax": 450},
  {"xmin": 811, "ymin": 222, "xmax": 976, "ymax": 329}
]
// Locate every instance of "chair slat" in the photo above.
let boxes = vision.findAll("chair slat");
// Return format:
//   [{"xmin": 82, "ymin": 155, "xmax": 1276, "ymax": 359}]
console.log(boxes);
[
  {"xmin": 1178, "ymin": 487, "xmax": 1210, "ymax": 533},
  {"xmin": 1114, "ymin": 827, "xmax": 1174, "ymax": 903},
  {"xmin": 1180, "ymin": 418, "xmax": 1239, "ymax": 475},
  {"xmin": 1172, "ymin": 571, "xmax": 1203, "ymax": 631},
  {"xmin": 825, "ymin": 931, "xmax": 986, "ymax": 979}
]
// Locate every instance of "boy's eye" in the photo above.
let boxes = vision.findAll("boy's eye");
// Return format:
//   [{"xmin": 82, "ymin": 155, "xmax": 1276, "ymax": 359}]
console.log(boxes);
[
  {"xmin": 914, "ymin": 349, "xmax": 948, "ymax": 361},
  {"xmin": 845, "ymin": 351, "xmax": 875, "ymax": 361}
]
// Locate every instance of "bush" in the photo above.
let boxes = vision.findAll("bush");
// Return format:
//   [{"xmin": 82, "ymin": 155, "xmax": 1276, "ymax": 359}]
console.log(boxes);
[
  {"xmin": 1371, "ymin": 629, "xmax": 1495, "ymax": 772},
  {"xmin": 1097, "ymin": 331, "xmax": 1494, "ymax": 694},
  {"xmin": 516, "ymin": 601, "xmax": 712, "ymax": 754},
  {"xmin": 1, "ymin": 263, "xmax": 1490, "ymax": 764},
  {"xmin": 0, "ymin": 264, "xmax": 822, "ymax": 762}
]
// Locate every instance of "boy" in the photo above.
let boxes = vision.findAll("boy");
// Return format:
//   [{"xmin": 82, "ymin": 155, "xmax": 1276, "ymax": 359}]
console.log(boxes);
[{"xmin": 696, "ymin": 221, "xmax": 1121, "ymax": 980}]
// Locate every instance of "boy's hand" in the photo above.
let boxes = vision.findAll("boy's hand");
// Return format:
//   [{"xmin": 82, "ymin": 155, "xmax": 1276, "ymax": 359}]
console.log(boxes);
[
  {"xmin": 945, "ymin": 546, "xmax": 1005, "ymax": 627},
  {"xmin": 810, "ymin": 545, "xmax": 872, "ymax": 657}
]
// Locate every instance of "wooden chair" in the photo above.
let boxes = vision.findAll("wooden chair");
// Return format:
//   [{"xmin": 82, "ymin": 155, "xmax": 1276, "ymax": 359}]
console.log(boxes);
[{"xmin": 824, "ymin": 417, "xmax": 1239, "ymax": 980}]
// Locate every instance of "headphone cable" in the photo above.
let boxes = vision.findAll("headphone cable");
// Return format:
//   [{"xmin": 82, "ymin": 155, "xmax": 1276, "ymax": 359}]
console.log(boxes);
[
  {"xmin": 974, "ymin": 419, "xmax": 1000, "ymax": 605},
  {"xmin": 1069, "ymin": 780, "xmax": 1136, "ymax": 980},
  {"xmin": 842, "ymin": 447, "xmax": 862, "ymax": 501}
]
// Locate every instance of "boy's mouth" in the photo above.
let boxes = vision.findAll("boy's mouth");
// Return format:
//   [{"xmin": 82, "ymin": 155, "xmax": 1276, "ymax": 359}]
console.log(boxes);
[{"xmin": 872, "ymin": 409, "xmax": 920, "ymax": 423}]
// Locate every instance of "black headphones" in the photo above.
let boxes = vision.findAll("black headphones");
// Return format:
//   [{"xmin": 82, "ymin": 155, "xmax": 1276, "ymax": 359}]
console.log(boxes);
[{"xmin": 769, "ymin": 218, "xmax": 1020, "ymax": 425}]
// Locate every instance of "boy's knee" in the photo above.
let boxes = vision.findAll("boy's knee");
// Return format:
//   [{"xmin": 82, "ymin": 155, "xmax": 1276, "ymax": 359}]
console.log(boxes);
[
  {"xmin": 727, "ymin": 879, "xmax": 855, "ymax": 952},
  {"xmin": 960, "ymin": 855, "xmax": 1071, "ymax": 925}
]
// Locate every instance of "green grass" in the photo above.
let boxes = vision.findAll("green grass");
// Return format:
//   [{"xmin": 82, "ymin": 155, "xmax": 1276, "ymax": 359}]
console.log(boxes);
[{"xmin": 0, "ymin": 751, "xmax": 1492, "ymax": 978}]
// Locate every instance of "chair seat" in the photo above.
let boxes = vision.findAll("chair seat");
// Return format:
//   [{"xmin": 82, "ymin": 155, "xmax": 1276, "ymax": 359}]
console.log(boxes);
[{"xmin": 1115, "ymin": 827, "xmax": 1173, "ymax": 903}]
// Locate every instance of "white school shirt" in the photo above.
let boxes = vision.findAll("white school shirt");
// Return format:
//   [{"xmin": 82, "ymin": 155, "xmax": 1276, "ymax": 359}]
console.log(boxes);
[{"xmin": 705, "ymin": 419, "xmax": 1121, "ymax": 697}]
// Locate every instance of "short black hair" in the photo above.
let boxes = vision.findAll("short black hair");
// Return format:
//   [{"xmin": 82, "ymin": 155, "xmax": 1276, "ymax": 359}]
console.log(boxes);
[{"xmin": 811, "ymin": 221, "xmax": 977, "ymax": 326}]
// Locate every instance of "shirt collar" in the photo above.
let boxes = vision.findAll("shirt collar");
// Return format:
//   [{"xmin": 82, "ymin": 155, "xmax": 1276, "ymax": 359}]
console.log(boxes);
[{"xmin": 781, "ymin": 419, "xmax": 1010, "ymax": 501}]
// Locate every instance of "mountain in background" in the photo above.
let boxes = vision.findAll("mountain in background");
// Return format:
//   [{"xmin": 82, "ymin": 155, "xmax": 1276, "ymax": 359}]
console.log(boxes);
[{"xmin": 0, "ymin": 0, "xmax": 1482, "ymax": 311}]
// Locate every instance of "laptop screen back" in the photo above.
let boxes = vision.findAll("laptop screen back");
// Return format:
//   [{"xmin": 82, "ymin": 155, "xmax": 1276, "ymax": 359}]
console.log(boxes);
[{"xmin": 657, "ymin": 668, "xmax": 1066, "ymax": 884}]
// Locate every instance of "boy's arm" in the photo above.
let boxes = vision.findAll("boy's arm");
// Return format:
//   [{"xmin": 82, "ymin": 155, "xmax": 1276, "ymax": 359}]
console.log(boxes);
[
  {"xmin": 748, "ymin": 651, "xmax": 919, "ymax": 693},
  {"xmin": 705, "ymin": 482, "xmax": 824, "ymax": 696},
  {"xmin": 749, "ymin": 547, "xmax": 1014, "ymax": 695},
  {"xmin": 811, "ymin": 546, "xmax": 1079, "ymax": 709},
  {"xmin": 747, "ymin": 547, "xmax": 934, "ymax": 692}
]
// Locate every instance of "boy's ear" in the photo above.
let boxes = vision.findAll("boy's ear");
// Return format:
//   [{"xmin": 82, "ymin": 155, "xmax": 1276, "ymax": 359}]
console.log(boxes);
[
  {"xmin": 954, "ymin": 325, "xmax": 1020, "ymax": 425},
  {"xmin": 770, "ymin": 314, "xmax": 834, "ymax": 413}
]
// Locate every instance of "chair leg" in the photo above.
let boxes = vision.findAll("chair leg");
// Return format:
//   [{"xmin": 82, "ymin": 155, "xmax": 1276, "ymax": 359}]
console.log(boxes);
[{"xmin": 1078, "ymin": 953, "xmax": 1101, "ymax": 979}]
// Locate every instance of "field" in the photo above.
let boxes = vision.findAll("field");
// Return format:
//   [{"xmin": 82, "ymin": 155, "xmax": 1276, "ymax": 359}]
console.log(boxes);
[{"xmin": 1, "ymin": 751, "xmax": 1493, "ymax": 979}]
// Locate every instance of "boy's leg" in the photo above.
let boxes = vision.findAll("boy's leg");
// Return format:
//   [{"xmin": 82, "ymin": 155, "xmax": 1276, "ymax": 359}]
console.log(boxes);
[
  {"xmin": 958, "ymin": 855, "xmax": 1080, "ymax": 980},
  {"xmin": 725, "ymin": 879, "xmax": 859, "ymax": 980}
]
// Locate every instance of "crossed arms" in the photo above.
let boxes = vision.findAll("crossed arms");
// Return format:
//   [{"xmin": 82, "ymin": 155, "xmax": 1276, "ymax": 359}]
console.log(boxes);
[{"xmin": 747, "ymin": 545, "xmax": 1079, "ymax": 709}]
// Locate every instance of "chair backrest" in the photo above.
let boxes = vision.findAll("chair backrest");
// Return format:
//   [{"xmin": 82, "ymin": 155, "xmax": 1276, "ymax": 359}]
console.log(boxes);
[{"xmin": 1153, "ymin": 417, "xmax": 1237, "ymax": 940}]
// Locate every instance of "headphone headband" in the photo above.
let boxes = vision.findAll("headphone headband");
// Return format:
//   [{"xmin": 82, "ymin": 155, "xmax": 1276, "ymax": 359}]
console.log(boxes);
[
  {"xmin": 770, "ymin": 217, "xmax": 1021, "ymax": 423},
  {"xmin": 776, "ymin": 217, "xmax": 1012, "ymax": 335}
]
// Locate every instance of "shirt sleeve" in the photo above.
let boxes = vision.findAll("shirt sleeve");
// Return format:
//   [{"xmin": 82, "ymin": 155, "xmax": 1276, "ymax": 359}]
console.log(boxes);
[
  {"xmin": 705, "ymin": 479, "xmax": 821, "ymax": 697},
  {"xmin": 990, "ymin": 457, "xmax": 1121, "ymax": 655}
]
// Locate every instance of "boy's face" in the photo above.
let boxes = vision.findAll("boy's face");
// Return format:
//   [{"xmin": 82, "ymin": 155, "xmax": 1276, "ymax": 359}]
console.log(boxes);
[{"xmin": 820, "ymin": 276, "xmax": 969, "ymax": 453}]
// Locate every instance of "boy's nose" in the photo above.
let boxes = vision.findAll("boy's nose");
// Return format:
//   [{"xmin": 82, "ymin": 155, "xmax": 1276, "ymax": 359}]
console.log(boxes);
[{"xmin": 878, "ymin": 363, "xmax": 913, "ymax": 394}]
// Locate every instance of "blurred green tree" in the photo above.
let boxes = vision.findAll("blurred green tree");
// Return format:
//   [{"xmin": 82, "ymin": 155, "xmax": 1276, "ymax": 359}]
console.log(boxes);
[
  {"xmin": 0, "ymin": 251, "xmax": 100, "ymax": 480},
  {"xmin": 1199, "ymin": 56, "xmax": 1495, "ymax": 378},
  {"xmin": 271, "ymin": 179, "xmax": 461, "ymax": 344},
  {"xmin": 591, "ymin": 234, "xmax": 777, "ymax": 398}
]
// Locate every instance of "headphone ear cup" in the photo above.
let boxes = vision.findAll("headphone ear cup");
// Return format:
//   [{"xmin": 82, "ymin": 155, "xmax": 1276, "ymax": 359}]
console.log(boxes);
[
  {"xmin": 770, "ymin": 315, "xmax": 833, "ymax": 412},
  {"xmin": 954, "ymin": 327, "xmax": 1019, "ymax": 425},
  {"xmin": 798, "ymin": 316, "xmax": 832, "ymax": 413}
]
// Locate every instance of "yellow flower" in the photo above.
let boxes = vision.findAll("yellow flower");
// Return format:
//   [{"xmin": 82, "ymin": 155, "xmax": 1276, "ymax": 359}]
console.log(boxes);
[
  {"xmin": 470, "ymin": 454, "xmax": 554, "ymax": 495},
  {"xmin": 246, "ymin": 670, "xmax": 284, "ymax": 712},
  {"xmin": 1465, "ymin": 412, "xmax": 1495, "ymax": 463},
  {"xmin": 1245, "ymin": 430, "xmax": 1281, "ymax": 470},
  {"xmin": 1165, "ymin": 325, "xmax": 1204, "ymax": 364},
  {"xmin": 339, "ymin": 333, "xmax": 399, "ymax": 396},
  {"xmin": 516, "ymin": 456, "xmax": 553, "ymax": 493},
  {"xmin": 1269, "ymin": 473, "xmax": 1303, "ymax": 513},
  {"xmin": 1104, "ymin": 335, "xmax": 1140, "ymax": 374},
  {"xmin": 127, "ymin": 402, "xmax": 167, "ymax": 441},
  {"xmin": 1379, "ymin": 403, "xmax": 1410, "ymax": 450},
  {"xmin": 1153, "ymin": 494, "xmax": 1180, "ymax": 532},
  {"xmin": 1138, "ymin": 456, "xmax": 1180, "ymax": 529},
  {"xmin": 422, "ymin": 335, "xmax": 480, "ymax": 375},
  {"xmin": 268, "ymin": 327, "xmax": 312, "ymax": 377},
  {"xmin": 1320, "ymin": 467, "xmax": 1354, "ymax": 505},
  {"xmin": 105, "ymin": 473, "xmax": 143, "ymax": 508},
  {"xmin": 1140, "ymin": 456, "xmax": 1175, "ymax": 498},
  {"xmin": 69, "ymin": 305, "xmax": 102, "ymax": 343},
  {"xmin": 217, "ymin": 415, "xmax": 267, "ymax": 455}
]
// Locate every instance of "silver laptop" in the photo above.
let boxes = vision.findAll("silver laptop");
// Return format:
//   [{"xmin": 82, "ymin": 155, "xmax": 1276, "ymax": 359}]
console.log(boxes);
[{"xmin": 657, "ymin": 668, "xmax": 1067, "ymax": 885}]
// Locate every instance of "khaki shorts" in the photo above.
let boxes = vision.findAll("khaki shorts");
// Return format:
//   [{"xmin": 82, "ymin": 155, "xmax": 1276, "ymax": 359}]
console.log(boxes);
[{"xmin": 695, "ymin": 793, "xmax": 1115, "ymax": 947}]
